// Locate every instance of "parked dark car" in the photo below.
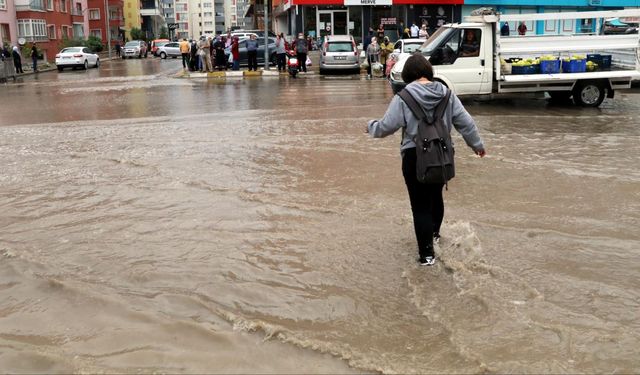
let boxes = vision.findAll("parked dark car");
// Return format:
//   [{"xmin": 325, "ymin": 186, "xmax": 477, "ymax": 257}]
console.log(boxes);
[{"xmin": 225, "ymin": 37, "xmax": 278, "ymax": 67}]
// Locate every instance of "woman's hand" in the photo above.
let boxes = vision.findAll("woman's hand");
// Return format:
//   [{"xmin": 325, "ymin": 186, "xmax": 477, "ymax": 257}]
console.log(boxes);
[{"xmin": 475, "ymin": 148, "xmax": 486, "ymax": 157}]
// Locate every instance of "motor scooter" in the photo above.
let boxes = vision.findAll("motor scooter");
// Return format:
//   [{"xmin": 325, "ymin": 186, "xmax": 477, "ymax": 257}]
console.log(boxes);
[{"xmin": 287, "ymin": 50, "xmax": 299, "ymax": 78}]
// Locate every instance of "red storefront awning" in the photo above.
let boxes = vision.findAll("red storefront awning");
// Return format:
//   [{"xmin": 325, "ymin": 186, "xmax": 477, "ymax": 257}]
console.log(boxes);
[{"xmin": 291, "ymin": 0, "xmax": 462, "ymax": 5}]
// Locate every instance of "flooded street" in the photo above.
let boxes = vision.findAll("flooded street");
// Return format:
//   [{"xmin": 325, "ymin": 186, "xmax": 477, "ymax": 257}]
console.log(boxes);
[{"xmin": 1, "ymin": 58, "xmax": 639, "ymax": 373}]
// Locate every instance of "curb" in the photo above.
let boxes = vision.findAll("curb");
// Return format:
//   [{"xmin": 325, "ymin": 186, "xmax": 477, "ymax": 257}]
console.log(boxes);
[{"xmin": 175, "ymin": 69, "xmax": 317, "ymax": 79}]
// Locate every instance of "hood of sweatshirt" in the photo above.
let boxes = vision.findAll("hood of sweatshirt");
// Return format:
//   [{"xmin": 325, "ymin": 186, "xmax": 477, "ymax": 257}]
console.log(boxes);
[{"xmin": 403, "ymin": 80, "xmax": 447, "ymax": 116}]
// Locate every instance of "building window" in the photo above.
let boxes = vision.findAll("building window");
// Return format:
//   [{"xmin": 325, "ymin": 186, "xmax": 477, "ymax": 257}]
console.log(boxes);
[
  {"xmin": 0, "ymin": 0, "xmax": 7, "ymax": 10},
  {"xmin": 89, "ymin": 9, "xmax": 100, "ymax": 20},
  {"xmin": 60, "ymin": 0, "xmax": 67, "ymax": 12},
  {"xmin": 90, "ymin": 29, "xmax": 102, "ymax": 38},
  {"xmin": 204, "ymin": 21, "xmax": 213, "ymax": 27},
  {"xmin": 73, "ymin": 23, "xmax": 83, "ymax": 38},
  {"xmin": 203, "ymin": 2, "xmax": 211, "ymax": 7},
  {"xmin": 45, "ymin": 0, "xmax": 53, "ymax": 10},
  {"xmin": 203, "ymin": 12, "xmax": 212, "ymax": 17},
  {"xmin": 47, "ymin": 24, "xmax": 56, "ymax": 39},
  {"xmin": 61, "ymin": 25, "xmax": 70, "ymax": 38},
  {"xmin": 17, "ymin": 19, "xmax": 48, "ymax": 40}
]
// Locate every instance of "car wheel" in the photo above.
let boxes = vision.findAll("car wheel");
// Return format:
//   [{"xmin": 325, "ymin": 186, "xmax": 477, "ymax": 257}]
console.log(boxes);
[
  {"xmin": 319, "ymin": 68, "xmax": 326, "ymax": 75},
  {"xmin": 122, "ymin": 55, "xmax": 126, "ymax": 60},
  {"xmin": 572, "ymin": 80, "xmax": 606, "ymax": 107},
  {"xmin": 83, "ymin": 60, "xmax": 88, "ymax": 70},
  {"xmin": 95, "ymin": 59, "xmax": 100, "ymax": 68},
  {"xmin": 57, "ymin": 66, "xmax": 63, "ymax": 72},
  {"xmin": 160, "ymin": 52, "xmax": 167, "ymax": 59}
]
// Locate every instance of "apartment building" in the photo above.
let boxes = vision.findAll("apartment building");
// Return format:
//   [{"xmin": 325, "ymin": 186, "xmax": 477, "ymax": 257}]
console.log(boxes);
[
  {"xmin": 173, "ymin": 0, "xmax": 188, "ymax": 38},
  {"xmin": 0, "ymin": 0, "xmax": 18, "ymax": 46},
  {"xmin": 123, "ymin": 0, "xmax": 140, "ymax": 39},
  {"xmin": 87, "ymin": 0, "xmax": 124, "ymax": 45},
  {"xmin": 15, "ymin": 0, "xmax": 89, "ymax": 61},
  {"xmin": 187, "ymin": 0, "xmax": 227, "ymax": 38},
  {"xmin": 140, "ymin": 0, "xmax": 165, "ymax": 38}
]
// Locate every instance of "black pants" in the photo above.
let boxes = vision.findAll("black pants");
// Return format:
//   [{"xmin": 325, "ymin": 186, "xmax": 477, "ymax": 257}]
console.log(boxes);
[
  {"xmin": 14, "ymin": 59, "xmax": 23, "ymax": 73},
  {"xmin": 297, "ymin": 52, "xmax": 307, "ymax": 72},
  {"xmin": 277, "ymin": 53, "xmax": 286, "ymax": 71},
  {"xmin": 247, "ymin": 50, "xmax": 258, "ymax": 71},
  {"xmin": 402, "ymin": 148, "xmax": 444, "ymax": 258},
  {"xmin": 181, "ymin": 53, "xmax": 189, "ymax": 68}
]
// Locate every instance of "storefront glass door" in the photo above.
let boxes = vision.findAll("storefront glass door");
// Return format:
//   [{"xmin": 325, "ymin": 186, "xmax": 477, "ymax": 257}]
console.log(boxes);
[{"xmin": 317, "ymin": 10, "xmax": 349, "ymax": 40}]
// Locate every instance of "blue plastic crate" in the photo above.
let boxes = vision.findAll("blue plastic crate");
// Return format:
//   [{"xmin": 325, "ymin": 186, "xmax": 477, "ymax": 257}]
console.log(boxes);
[
  {"xmin": 540, "ymin": 59, "xmax": 560, "ymax": 74},
  {"xmin": 562, "ymin": 59, "xmax": 586, "ymax": 73},
  {"xmin": 512, "ymin": 65, "xmax": 539, "ymax": 75}
]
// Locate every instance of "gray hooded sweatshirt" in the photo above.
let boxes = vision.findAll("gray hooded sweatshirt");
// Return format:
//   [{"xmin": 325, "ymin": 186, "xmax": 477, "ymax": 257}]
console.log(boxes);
[{"xmin": 368, "ymin": 81, "xmax": 483, "ymax": 153}]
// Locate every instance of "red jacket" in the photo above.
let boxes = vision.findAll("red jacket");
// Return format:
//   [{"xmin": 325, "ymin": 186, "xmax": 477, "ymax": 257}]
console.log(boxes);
[{"xmin": 231, "ymin": 41, "xmax": 239, "ymax": 59}]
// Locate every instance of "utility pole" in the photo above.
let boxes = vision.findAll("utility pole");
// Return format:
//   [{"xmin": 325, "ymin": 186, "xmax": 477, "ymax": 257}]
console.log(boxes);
[
  {"xmin": 104, "ymin": 0, "xmax": 112, "ymax": 59},
  {"xmin": 263, "ymin": 0, "xmax": 268, "ymax": 70}
]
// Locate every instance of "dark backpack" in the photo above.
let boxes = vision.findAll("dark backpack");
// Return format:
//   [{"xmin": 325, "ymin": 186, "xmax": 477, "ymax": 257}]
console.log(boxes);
[{"xmin": 398, "ymin": 89, "xmax": 455, "ymax": 185}]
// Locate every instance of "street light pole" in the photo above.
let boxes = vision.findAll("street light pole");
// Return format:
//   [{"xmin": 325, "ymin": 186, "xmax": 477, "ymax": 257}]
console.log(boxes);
[
  {"xmin": 104, "ymin": 0, "xmax": 112, "ymax": 59},
  {"xmin": 263, "ymin": 0, "xmax": 268, "ymax": 70}
]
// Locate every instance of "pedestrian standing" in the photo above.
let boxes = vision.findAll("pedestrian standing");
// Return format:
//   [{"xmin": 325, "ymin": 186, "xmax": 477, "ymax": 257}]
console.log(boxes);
[
  {"xmin": 115, "ymin": 41, "xmax": 121, "ymax": 58},
  {"xmin": 363, "ymin": 28, "xmax": 373, "ymax": 52},
  {"xmin": 397, "ymin": 21, "xmax": 405, "ymax": 40},
  {"xmin": 214, "ymin": 36, "xmax": 227, "ymax": 70},
  {"xmin": 201, "ymin": 37, "xmax": 212, "ymax": 72},
  {"xmin": 419, "ymin": 24, "xmax": 430, "ymax": 39},
  {"xmin": 30, "ymin": 42, "xmax": 38, "ymax": 72},
  {"xmin": 379, "ymin": 36, "xmax": 393, "ymax": 78},
  {"xmin": 366, "ymin": 54, "xmax": 485, "ymax": 266},
  {"xmin": 246, "ymin": 34, "xmax": 259, "ymax": 71},
  {"xmin": 518, "ymin": 21, "xmax": 527, "ymax": 36},
  {"xmin": 0, "ymin": 44, "xmax": 9, "ymax": 60},
  {"xmin": 231, "ymin": 37, "xmax": 240, "ymax": 71},
  {"xmin": 295, "ymin": 33, "xmax": 308, "ymax": 73},
  {"xmin": 376, "ymin": 24, "xmax": 385, "ymax": 42},
  {"xmin": 12, "ymin": 46, "xmax": 24, "ymax": 73},
  {"xmin": 275, "ymin": 33, "xmax": 287, "ymax": 72},
  {"xmin": 366, "ymin": 36, "xmax": 380, "ymax": 79},
  {"xmin": 500, "ymin": 22, "xmax": 510, "ymax": 36},
  {"xmin": 189, "ymin": 39, "xmax": 198, "ymax": 71},
  {"xmin": 179, "ymin": 38, "xmax": 190, "ymax": 69},
  {"xmin": 410, "ymin": 21, "xmax": 420, "ymax": 38}
]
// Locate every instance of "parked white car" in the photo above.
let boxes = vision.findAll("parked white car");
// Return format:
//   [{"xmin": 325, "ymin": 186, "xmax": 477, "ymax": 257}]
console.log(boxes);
[
  {"xmin": 55, "ymin": 47, "xmax": 100, "ymax": 71},
  {"xmin": 156, "ymin": 42, "xmax": 181, "ymax": 59}
]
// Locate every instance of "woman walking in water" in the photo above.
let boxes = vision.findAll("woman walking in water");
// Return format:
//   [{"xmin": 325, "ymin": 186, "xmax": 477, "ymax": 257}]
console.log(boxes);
[{"xmin": 366, "ymin": 55, "xmax": 486, "ymax": 266}]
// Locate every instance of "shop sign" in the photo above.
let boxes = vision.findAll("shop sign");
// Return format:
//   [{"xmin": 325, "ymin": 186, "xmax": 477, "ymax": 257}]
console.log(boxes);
[
  {"xmin": 381, "ymin": 17, "xmax": 396, "ymax": 25},
  {"xmin": 344, "ymin": 0, "xmax": 392, "ymax": 6}
]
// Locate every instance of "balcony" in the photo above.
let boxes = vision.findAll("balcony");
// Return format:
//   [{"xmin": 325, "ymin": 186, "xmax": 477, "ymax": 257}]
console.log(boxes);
[{"xmin": 141, "ymin": 0, "xmax": 158, "ymax": 10}]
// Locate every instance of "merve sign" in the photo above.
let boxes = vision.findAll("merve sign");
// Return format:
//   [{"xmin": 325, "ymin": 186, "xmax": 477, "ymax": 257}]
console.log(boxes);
[{"xmin": 344, "ymin": 0, "xmax": 392, "ymax": 5}]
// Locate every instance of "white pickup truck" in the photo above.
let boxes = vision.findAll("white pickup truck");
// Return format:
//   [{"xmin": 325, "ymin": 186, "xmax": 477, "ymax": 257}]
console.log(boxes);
[{"xmin": 388, "ymin": 8, "xmax": 640, "ymax": 107}]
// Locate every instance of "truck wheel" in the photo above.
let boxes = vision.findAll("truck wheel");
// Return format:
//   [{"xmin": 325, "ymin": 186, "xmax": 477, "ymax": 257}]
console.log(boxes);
[{"xmin": 572, "ymin": 81, "xmax": 606, "ymax": 107}]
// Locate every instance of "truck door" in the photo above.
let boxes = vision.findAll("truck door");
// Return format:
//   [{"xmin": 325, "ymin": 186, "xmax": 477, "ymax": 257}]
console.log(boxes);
[{"xmin": 429, "ymin": 28, "xmax": 486, "ymax": 95}]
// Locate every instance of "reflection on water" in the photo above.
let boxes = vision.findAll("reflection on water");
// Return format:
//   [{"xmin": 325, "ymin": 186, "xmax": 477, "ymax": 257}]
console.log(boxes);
[{"xmin": 1, "ymin": 75, "xmax": 639, "ymax": 373}]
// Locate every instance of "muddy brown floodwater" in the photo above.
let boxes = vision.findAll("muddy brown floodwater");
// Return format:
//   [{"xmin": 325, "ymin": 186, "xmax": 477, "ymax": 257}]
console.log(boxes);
[{"xmin": 1, "ymin": 68, "xmax": 639, "ymax": 373}]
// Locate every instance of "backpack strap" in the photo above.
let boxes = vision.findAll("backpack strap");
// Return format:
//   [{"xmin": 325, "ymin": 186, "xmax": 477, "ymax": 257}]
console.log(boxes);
[{"xmin": 398, "ymin": 88, "xmax": 451, "ymax": 124}]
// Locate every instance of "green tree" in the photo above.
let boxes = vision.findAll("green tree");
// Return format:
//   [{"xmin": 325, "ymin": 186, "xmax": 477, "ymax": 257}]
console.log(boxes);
[
  {"xmin": 130, "ymin": 27, "xmax": 145, "ymax": 41},
  {"xmin": 159, "ymin": 26, "xmax": 169, "ymax": 39},
  {"xmin": 85, "ymin": 36, "xmax": 104, "ymax": 52},
  {"xmin": 58, "ymin": 36, "xmax": 86, "ymax": 50}
]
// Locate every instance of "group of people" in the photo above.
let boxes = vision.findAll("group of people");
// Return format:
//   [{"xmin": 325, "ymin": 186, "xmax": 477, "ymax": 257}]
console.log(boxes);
[
  {"xmin": 0, "ymin": 42, "xmax": 40, "ymax": 74},
  {"xmin": 176, "ymin": 32, "xmax": 311, "ymax": 74},
  {"xmin": 179, "ymin": 34, "xmax": 242, "ymax": 73},
  {"xmin": 362, "ymin": 21, "xmax": 431, "ymax": 79}
]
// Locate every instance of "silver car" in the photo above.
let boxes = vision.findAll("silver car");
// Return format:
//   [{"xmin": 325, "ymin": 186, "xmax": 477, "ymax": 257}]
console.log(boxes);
[
  {"xmin": 157, "ymin": 42, "xmax": 181, "ymax": 59},
  {"xmin": 319, "ymin": 35, "xmax": 359, "ymax": 75}
]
